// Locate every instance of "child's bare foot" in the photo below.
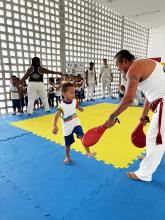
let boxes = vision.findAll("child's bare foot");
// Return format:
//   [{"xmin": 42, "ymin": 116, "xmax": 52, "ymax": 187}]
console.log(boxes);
[
  {"xmin": 126, "ymin": 172, "xmax": 140, "ymax": 180},
  {"xmin": 64, "ymin": 157, "xmax": 71, "ymax": 165},
  {"xmin": 87, "ymin": 152, "xmax": 97, "ymax": 158}
]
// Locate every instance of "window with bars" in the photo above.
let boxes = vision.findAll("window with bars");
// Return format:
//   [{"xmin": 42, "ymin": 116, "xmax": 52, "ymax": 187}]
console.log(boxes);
[
  {"xmin": 0, "ymin": 0, "xmax": 149, "ymax": 114},
  {"xmin": 0, "ymin": 0, "xmax": 60, "ymax": 114}
]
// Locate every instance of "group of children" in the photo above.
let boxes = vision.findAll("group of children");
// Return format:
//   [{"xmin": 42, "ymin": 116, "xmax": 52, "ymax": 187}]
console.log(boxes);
[
  {"xmin": 10, "ymin": 73, "xmax": 85, "ymax": 115},
  {"xmin": 47, "ymin": 74, "xmax": 85, "ymax": 108}
]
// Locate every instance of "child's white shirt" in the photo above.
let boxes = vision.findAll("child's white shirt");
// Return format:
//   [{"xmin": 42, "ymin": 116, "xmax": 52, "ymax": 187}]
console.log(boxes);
[
  {"xmin": 10, "ymin": 84, "xmax": 19, "ymax": 99},
  {"xmin": 58, "ymin": 99, "xmax": 81, "ymax": 136}
]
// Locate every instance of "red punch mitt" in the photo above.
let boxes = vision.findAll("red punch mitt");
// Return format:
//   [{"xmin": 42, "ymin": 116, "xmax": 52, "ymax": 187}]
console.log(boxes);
[
  {"xmin": 131, "ymin": 122, "xmax": 146, "ymax": 148},
  {"xmin": 82, "ymin": 125, "xmax": 107, "ymax": 147},
  {"xmin": 82, "ymin": 118, "xmax": 120, "ymax": 147}
]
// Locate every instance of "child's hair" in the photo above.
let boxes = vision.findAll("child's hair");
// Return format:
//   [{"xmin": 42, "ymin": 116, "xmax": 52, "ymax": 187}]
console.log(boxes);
[
  {"xmin": 56, "ymin": 77, "xmax": 61, "ymax": 83},
  {"xmin": 120, "ymin": 85, "xmax": 125, "ymax": 90},
  {"xmin": 61, "ymin": 82, "xmax": 74, "ymax": 93},
  {"xmin": 49, "ymin": 77, "xmax": 54, "ymax": 83}
]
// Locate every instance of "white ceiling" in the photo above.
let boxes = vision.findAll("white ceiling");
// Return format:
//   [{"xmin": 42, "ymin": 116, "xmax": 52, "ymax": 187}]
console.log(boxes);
[{"xmin": 93, "ymin": 0, "xmax": 165, "ymax": 28}]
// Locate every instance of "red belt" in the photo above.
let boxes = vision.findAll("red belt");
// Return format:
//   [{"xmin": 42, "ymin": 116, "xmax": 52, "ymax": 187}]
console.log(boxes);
[{"xmin": 150, "ymin": 98, "xmax": 163, "ymax": 145}]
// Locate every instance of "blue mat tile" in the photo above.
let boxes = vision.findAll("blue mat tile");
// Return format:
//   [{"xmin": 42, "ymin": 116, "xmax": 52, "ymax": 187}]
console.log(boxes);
[{"xmin": 0, "ymin": 178, "xmax": 48, "ymax": 220}]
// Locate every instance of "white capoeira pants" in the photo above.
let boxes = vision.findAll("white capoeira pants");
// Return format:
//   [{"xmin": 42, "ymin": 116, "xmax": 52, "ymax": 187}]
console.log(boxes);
[
  {"xmin": 86, "ymin": 83, "xmax": 95, "ymax": 100},
  {"xmin": 27, "ymin": 82, "xmax": 50, "ymax": 114},
  {"xmin": 102, "ymin": 78, "xmax": 112, "ymax": 97},
  {"xmin": 135, "ymin": 99, "xmax": 165, "ymax": 181}
]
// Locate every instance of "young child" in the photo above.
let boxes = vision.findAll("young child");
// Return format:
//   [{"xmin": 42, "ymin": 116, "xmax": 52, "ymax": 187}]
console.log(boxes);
[
  {"xmin": 34, "ymin": 97, "xmax": 40, "ymax": 110},
  {"xmin": 118, "ymin": 84, "xmax": 125, "ymax": 100},
  {"xmin": 75, "ymin": 74, "xmax": 84, "ymax": 103},
  {"xmin": 54, "ymin": 77, "xmax": 62, "ymax": 107},
  {"xmin": 17, "ymin": 77, "xmax": 25, "ymax": 113},
  {"xmin": 10, "ymin": 75, "xmax": 22, "ymax": 115},
  {"xmin": 22, "ymin": 80, "xmax": 28, "ymax": 111},
  {"xmin": 52, "ymin": 82, "xmax": 96, "ymax": 164},
  {"xmin": 48, "ymin": 77, "xmax": 55, "ymax": 108}
]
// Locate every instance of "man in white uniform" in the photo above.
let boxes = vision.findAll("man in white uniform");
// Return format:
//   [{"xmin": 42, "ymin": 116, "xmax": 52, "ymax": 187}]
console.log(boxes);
[
  {"xmin": 85, "ymin": 62, "xmax": 97, "ymax": 101},
  {"xmin": 99, "ymin": 59, "xmax": 113, "ymax": 99},
  {"xmin": 105, "ymin": 50, "xmax": 165, "ymax": 182}
]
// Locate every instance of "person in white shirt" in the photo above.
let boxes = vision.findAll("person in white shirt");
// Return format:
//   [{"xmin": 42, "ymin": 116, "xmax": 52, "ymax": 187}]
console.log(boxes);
[
  {"xmin": 52, "ymin": 82, "xmax": 96, "ymax": 164},
  {"xmin": 20, "ymin": 57, "xmax": 62, "ymax": 115},
  {"xmin": 85, "ymin": 62, "xmax": 97, "ymax": 101},
  {"xmin": 10, "ymin": 75, "xmax": 21, "ymax": 115},
  {"xmin": 99, "ymin": 59, "xmax": 113, "ymax": 99},
  {"xmin": 48, "ymin": 77, "xmax": 55, "ymax": 108},
  {"xmin": 54, "ymin": 77, "xmax": 62, "ymax": 107}
]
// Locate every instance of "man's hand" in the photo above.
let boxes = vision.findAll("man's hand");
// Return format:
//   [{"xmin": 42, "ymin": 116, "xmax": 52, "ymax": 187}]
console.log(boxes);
[
  {"xmin": 105, "ymin": 118, "xmax": 116, "ymax": 128},
  {"xmin": 52, "ymin": 125, "xmax": 58, "ymax": 134},
  {"xmin": 139, "ymin": 116, "xmax": 150, "ymax": 126},
  {"xmin": 105, "ymin": 115, "xmax": 120, "ymax": 128}
]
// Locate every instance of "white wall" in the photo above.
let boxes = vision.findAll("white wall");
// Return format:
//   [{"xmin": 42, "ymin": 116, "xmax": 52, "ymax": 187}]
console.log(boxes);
[{"xmin": 148, "ymin": 24, "xmax": 165, "ymax": 62}]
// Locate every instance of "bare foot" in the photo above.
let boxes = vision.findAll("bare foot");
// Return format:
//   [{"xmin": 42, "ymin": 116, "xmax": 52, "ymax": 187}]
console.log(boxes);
[
  {"xmin": 87, "ymin": 152, "xmax": 97, "ymax": 158},
  {"xmin": 126, "ymin": 172, "xmax": 140, "ymax": 180},
  {"xmin": 64, "ymin": 157, "xmax": 71, "ymax": 165}
]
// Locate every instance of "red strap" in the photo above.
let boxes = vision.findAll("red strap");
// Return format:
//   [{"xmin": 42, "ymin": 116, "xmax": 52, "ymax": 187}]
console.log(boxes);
[{"xmin": 156, "ymin": 99, "xmax": 163, "ymax": 145}]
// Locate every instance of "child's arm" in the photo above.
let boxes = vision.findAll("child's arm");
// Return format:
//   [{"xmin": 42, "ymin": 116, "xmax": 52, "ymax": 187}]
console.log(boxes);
[
  {"xmin": 76, "ymin": 100, "xmax": 84, "ymax": 112},
  {"xmin": 52, "ymin": 109, "xmax": 62, "ymax": 134}
]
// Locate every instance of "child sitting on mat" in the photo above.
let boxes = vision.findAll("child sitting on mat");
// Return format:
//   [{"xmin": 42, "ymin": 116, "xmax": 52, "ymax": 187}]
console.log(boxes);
[{"xmin": 52, "ymin": 82, "xmax": 96, "ymax": 164}]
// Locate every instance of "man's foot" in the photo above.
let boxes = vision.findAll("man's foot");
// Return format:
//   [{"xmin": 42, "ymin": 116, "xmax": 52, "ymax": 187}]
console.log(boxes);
[
  {"xmin": 12, "ymin": 112, "xmax": 16, "ymax": 115},
  {"xmin": 90, "ymin": 98, "xmax": 95, "ymax": 101},
  {"xmin": 126, "ymin": 172, "xmax": 140, "ymax": 180},
  {"xmin": 87, "ymin": 152, "xmax": 97, "ymax": 157},
  {"xmin": 102, "ymin": 96, "xmax": 105, "ymax": 99},
  {"xmin": 64, "ymin": 157, "xmax": 71, "ymax": 165}
]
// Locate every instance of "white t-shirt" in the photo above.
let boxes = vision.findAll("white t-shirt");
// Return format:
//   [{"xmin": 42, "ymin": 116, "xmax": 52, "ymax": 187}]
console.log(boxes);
[
  {"xmin": 55, "ymin": 84, "xmax": 61, "ymax": 97},
  {"xmin": 48, "ymin": 85, "xmax": 54, "ymax": 94},
  {"xmin": 100, "ymin": 64, "xmax": 112, "ymax": 79},
  {"xmin": 58, "ymin": 99, "xmax": 81, "ymax": 136},
  {"xmin": 10, "ymin": 84, "xmax": 19, "ymax": 99},
  {"xmin": 87, "ymin": 69, "xmax": 96, "ymax": 84}
]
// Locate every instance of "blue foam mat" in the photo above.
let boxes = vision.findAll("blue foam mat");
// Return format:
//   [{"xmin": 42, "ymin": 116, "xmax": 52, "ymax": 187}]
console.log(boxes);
[
  {"xmin": 1, "ymin": 134, "xmax": 122, "ymax": 220},
  {"xmin": 0, "ymin": 124, "xmax": 29, "ymax": 142},
  {"xmin": 1, "ymin": 98, "xmax": 165, "ymax": 220},
  {"xmin": 68, "ymin": 155, "xmax": 165, "ymax": 220}
]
